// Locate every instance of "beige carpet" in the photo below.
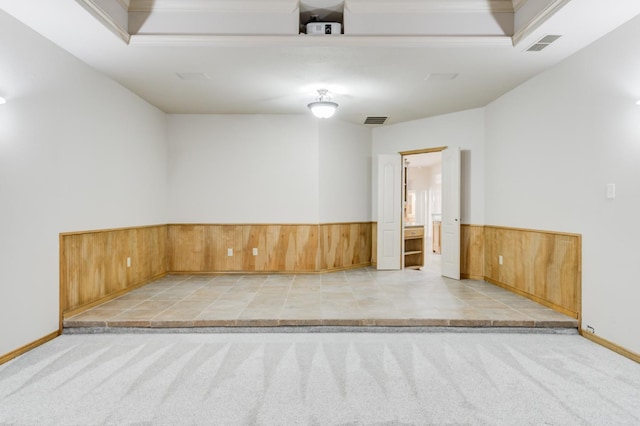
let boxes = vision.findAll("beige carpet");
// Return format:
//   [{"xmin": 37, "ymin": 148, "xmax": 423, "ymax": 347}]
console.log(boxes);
[{"xmin": 0, "ymin": 332, "xmax": 638, "ymax": 425}]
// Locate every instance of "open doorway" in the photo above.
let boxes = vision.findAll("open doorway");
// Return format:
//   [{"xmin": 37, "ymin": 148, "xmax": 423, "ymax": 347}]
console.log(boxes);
[{"xmin": 402, "ymin": 151, "xmax": 442, "ymax": 273}]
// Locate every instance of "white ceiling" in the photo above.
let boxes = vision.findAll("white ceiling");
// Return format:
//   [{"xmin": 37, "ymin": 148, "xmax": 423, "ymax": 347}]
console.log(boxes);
[{"xmin": 2, "ymin": 0, "xmax": 640, "ymax": 126}]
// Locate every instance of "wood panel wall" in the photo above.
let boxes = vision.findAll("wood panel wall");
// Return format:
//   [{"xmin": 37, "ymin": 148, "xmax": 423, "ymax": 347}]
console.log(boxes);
[
  {"xmin": 461, "ymin": 225, "xmax": 484, "ymax": 280},
  {"xmin": 61, "ymin": 222, "xmax": 372, "ymax": 318},
  {"xmin": 167, "ymin": 223, "xmax": 372, "ymax": 273},
  {"xmin": 319, "ymin": 223, "xmax": 372, "ymax": 271},
  {"xmin": 60, "ymin": 225, "xmax": 167, "ymax": 317},
  {"xmin": 60, "ymin": 223, "xmax": 579, "ymax": 321},
  {"xmin": 484, "ymin": 226, "xmax": 581, "ymax": 318}
]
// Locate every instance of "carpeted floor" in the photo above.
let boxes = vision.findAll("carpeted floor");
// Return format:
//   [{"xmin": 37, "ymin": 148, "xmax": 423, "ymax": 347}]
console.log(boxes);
[{"xmin": 0, "ymin": 332, "xmax": 638, "ymax": 425}]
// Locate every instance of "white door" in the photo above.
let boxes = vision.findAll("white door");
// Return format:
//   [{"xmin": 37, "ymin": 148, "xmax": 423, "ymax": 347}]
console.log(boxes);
[
  {"xmin": 376, "ymin": 154, "xmax": 402, "ymax": 270},
  {"xmin": 441, "ymin": 146, "xmax": 461, "ymax": 279}
]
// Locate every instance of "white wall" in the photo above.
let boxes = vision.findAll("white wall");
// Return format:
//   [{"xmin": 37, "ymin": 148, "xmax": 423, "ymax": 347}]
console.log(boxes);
[
  {"xmin": 0, "ymin": 11, "xmax": 167, "ymax": 357},
  {"xmin": 372, "ymin": 108, "xmax": 485, "ymax": 225},
  {"xmin": 318, "ymin": 120, "xmax": 372, "ymax": 223},
  {"xmin": 485, "ymin": 15, "xmax": 640, "ymax": 354},
  {"xmin": 167, "ymin": 116, "xmax": 373, "ymax": 224},
  {"xmin": 167, "ymin": 114, "xmax": 320, "ymax": 224}
]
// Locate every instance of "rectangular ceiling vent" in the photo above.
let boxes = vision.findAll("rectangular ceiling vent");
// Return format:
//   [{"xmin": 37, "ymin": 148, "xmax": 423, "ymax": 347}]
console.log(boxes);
[
  {"xmin": 364, "ymin": 116, "xmax": 388, "ymax": 125},
  {"xmin": 526, "ymin": 34, "xmax": 561, "ymax": 52}
]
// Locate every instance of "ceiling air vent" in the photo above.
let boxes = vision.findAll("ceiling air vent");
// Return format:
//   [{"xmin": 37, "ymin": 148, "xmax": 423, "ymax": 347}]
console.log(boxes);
[
  {"xmin": 526, "ymin": 34, "xmax": 561, "ymax": 52},
  {"xmin": 364, "ymin": 116, "xmax": 388, "ymax": 125}
]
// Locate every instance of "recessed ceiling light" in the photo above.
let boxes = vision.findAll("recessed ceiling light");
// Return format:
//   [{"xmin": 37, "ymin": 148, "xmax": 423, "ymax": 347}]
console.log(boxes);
[
  {"xmin": 0, "ymin": 96, "xmax": 6, "ymax": 104},
  {"xmin": 424, "ymin": 73, "xmax": 459, "ymax": 81},
  {"xmin": 176, "ymin": 72, "xmax": 211, "ymax": 81}
]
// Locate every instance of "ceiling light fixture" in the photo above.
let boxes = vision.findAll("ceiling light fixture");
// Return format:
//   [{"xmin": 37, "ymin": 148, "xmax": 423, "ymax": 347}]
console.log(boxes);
[
  {"xmin": 308, "ymin": 89, "xmax": 338, "ymax": 119},
  {"xmin": 0, "ymin": 97, "xmax": 6, "ymax": 105}
]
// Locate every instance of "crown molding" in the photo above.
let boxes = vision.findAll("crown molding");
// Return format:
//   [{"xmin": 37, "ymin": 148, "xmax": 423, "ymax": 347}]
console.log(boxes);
[
  {"xmin": 511, "ymin": 0, "xmax": 527, "ymax": 12},
  {"xmin": 128, "ymin": 0, "xmax": 298, "ymax": 13},
  {"xmin": 116, "ymin": 0, "xmax": 130, "ymax": 10},
  {"xmin": 512, "ymin": 0, "xmax": 570, "ymax": 46},
  {"xmin": 344, "ymin": 0, "xmax": 514, "ymax": 14},
  {"xmin": 129, "ymin": 34, "xmax": 513, "ymax": 48},
  {"xmin": 76, "ymin": 0, "xmax": 130, "ymax": 43}
]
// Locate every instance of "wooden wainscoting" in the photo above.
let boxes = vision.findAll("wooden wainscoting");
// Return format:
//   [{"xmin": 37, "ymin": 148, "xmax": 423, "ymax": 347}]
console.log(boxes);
[
  {"xmin": 60, "ymin": 225, "xmax": 167, "ymax": 318},
  {"xmin": 461, "ymin": 225, "xmax": 485, "ymax": 280},
  {"xmin": 242, "ymin": 224, "xmax": 319, "ymax": 272},
  {"xmin": 319, "ymin": 223, "xmax": 372, "ymax": 271},
  {"xmin": 371, "ymin": 223, "xmax": 377, "ymax": 267},
  {"xmin": 484, "ymin": 226, "xmax": 581, "ymax": 318},
  {"xmin": 167, "ymin": 224, "xmax": 319, "ymax": 273},
  {"xmin": 60, "ymin": 222, "xmax": 372, "ymax": 320},
  {"xmin": 168, "ymin": 223, "xmax": 371, "ymax": 274},
  {"xmin": 167, "ymin": 224, "xmax": 245, "ymax": 272},
  {"xmin": 370, "ymin": 222, "xmax": 580, "ymax": 319}
]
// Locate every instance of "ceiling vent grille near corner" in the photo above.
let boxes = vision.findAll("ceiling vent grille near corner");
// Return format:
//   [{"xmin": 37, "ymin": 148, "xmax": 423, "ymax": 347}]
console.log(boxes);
[
  {"xmin": 364, "ymin": 116, "xmax": 388, "ymax": 125},
  {"xmin": 526, "ymin": 34, "xmax": 561, "ymax": 52}
]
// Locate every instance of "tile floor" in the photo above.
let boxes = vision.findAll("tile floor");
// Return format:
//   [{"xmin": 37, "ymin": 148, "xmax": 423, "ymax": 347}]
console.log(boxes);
[{"xmin": 64, "ymin": 267, "xmax": 578, "ymax": 330}]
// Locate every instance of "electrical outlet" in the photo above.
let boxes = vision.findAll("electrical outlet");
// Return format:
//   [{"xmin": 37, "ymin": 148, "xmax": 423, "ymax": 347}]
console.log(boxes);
[
  {"xmin": 498, "ymin": 255, "xmax": 503, "ymax": 265},
  {"xmin": 227, "ymin": 248, "xmax": 233, "ymax": 257},
  {"xmin": 586, "ymin": 325, "xmax": 595, "ymax": 334},
  {"xmin": 252, "ymin": 248, "xmax": 258, "ymax": 256},
  {"xmin": 126, "ymin": 257, "xmax": 131, "ymax": 268}
]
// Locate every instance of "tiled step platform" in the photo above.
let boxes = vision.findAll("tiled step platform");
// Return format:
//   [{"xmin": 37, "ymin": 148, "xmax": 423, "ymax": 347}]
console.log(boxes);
[{"xmin": 64, "ymin": 268, "xmax": 578, "ymax": 331}]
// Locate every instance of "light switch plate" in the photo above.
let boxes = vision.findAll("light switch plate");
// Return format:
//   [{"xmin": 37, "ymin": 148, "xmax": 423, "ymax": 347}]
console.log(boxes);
[{"xmin": 606, "ymin": 183, "xmax": 615, "ymax": 199}]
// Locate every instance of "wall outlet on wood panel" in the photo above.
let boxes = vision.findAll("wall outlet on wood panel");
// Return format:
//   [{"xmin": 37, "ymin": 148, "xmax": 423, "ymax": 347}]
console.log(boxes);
[
  {"xmin": 252, "ymin": 248, "xmax": 258, "ymax": 256},
  {"xmin": 498, "ymin": 255, "xmax": 503, "ymax": 265},
  {"xmin": 227, "ymin": 248, "xmax": 233, "ymax": 257},
  {"xmin": 126, "ymin": 257, "xmax": 131, "ymax": 268}
]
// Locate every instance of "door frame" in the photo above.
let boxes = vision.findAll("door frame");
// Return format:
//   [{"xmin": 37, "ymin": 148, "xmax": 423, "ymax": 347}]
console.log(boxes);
[
  {"xmin": 400, "ymin": 146, "xmax": 462, "ymax": 276},
  {"xmin": 400, "ymin": 147, "xmax": 446, "ymax": 269}
]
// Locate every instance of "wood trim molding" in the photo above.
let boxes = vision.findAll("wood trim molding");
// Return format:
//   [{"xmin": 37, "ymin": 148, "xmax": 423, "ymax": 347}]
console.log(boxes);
[
  {"xmin": 0, "ymin": 330, "xmax": 60, "ymax": 366},
  {"xmin": 400, "ymin": 147, "xmax": 447, "ymax": 156},
  {"xmin": 483, "ymin": 224, "xmax": 581, "ymax": 237},
  {"xmin": 60, "ymin": 223, "xmax": 168, "ymax": 236},
  {"xmin": 461, "ymin": 274, "xmax": 484, "ymax": 280},
  {"xmin": 580, "ymin": 330, "xmax": 640, "ymax": 364}
]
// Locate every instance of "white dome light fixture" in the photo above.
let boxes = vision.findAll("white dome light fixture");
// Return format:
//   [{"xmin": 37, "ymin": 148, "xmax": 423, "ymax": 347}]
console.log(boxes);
[
  {"xmin": 308, "ymin": 89, "xmax": 338, "ymax": 119},
  {"xmin": 0, "ymin": 97, "xmax": 6, "ymax": 105}
]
